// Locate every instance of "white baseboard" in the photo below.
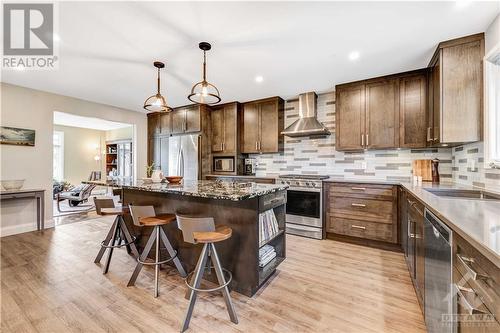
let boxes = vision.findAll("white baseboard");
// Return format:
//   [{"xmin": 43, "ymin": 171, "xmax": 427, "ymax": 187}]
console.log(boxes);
[{"xmin": 1, "ymin": 219, "xmax": 55, "ymax": 237}]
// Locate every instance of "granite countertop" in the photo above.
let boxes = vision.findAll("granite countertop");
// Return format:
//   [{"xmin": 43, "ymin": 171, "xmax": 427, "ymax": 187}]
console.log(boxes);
[
  {"xmin": 205, "ymin": 174, "xmax": 275, "ymax": 179},
  {"xmin": 84, "ymin": 179, "xmax": 288, "ymax": 201}
]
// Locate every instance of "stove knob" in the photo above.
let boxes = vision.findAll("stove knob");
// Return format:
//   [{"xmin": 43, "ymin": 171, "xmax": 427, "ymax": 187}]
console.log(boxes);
[
  {"xmin": 311, "ymin": 183, "xmax": 316, "ymax": 187},
  {"xmin": 306, "ymin": 182, "xmax": 310, "ymax": 186},
  {"xmin": 295, "ymin": 181, "xmax": 300, "ymax": 186},
  {"xmin": 286, "ymin": 181, "xmax": 290, "ymax": 185}
]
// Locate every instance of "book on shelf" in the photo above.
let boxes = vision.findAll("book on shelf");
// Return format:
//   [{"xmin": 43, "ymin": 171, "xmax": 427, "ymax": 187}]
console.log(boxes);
[
  {"xmin": 259, "ymin": 244, "xmax": 277, "ymax": 268},
  {"xmin": 259, "ymin": 209, "xmax": 280, "ymax": 245}
]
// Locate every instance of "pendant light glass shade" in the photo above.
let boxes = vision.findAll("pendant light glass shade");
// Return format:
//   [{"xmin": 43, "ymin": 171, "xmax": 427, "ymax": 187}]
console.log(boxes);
[
  {"xmin": 144, "ymin": 61, "xmax": 172, "ymax": 112},
  {"xmin": 188, "ymin": 42, "xmax": 221, "ymax": 105}
]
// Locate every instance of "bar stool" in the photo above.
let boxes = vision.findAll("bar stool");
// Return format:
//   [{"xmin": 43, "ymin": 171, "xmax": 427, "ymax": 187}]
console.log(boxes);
[
  {"xmin": 93, "ymin": 197, "xmax": 139, "ymax": 274},
  {"xmin": 176, "ymin": 215, "xmax": 238, "ymax": 333},
  {"xmin": 127, "ymin": 205, "xmax": 187, "ymax": 298}
]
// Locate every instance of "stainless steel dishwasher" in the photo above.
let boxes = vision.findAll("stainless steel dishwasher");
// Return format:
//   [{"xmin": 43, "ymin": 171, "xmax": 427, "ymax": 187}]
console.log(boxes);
[{"xmin": 424, "ymin": 208, "xmax": 455, "ymax": 333}]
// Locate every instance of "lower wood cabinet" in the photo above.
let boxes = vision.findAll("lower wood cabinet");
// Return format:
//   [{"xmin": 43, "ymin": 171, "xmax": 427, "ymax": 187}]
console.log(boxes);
[
  {"xmin": 406, "ymin": 192, "xmax": 425, "ymax": 312},
  {"xmin": 453, "ymin": 233, "xmax": 500, "ymax": 332},
  {"xmin": 325, "ymin": 182, "xmax": 397, "ymax": 244}
]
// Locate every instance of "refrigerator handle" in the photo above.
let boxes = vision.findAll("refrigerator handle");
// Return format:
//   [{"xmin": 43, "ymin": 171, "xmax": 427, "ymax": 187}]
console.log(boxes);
[
  {"xmin": 178, "ymin": 144, "xmax": 184, "ymax": 177},
  {"xmin": 198, "ymin": 135, "xmax": 202, "ymax": 180}
]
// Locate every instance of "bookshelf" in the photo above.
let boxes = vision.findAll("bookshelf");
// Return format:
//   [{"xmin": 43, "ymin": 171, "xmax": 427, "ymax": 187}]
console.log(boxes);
[{"xmin": 257, "ymin": 194, "xmax": 286, "ymax": 287}]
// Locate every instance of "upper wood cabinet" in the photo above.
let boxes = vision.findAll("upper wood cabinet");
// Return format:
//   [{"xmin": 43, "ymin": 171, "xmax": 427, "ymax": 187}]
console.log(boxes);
[
  {"xmin": 211, "ymin": 102, "xmax": 239, "ymax": 154},
  {"xmin": 171, "ymin": 105, "xmax": 202, "ymax": 134},
  {"xmin": 399, "ymin": 73, "xmax": 428, "ymax": 148},
  {"xmin": 427, "ymin": 33, "xmax": 484, "ymax": 146},
  {"xmin": 365, "ymin": 79, "xmax": 399, "ymax": 149},
  {"xmin": 335, "ymin": 84, "xmax": 365, "ymax": 150},
  {"xmin": 241, "ymin": 97, "xmax": 284, "ymax": 154},
  {"xmin": 147, "ymin": 112, "xmax": 161, "ymax": 137},
  {"xmin": 336, "ymin": 70, "xmax": 427, "ymax": 151}
]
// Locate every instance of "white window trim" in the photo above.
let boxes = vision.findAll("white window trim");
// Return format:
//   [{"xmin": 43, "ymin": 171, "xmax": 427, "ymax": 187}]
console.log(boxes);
[
  {"xmin": 53, "ymin": 131, "xmax": 65, "ymax": 181},
  {"xmin": 484, "ymin": 42, "xmax": 500, "ymax": 169}
]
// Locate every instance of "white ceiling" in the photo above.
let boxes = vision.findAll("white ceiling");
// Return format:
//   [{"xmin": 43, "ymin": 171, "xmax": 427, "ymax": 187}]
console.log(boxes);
[
  {"xmin": 53, "ymin": 111, "xmax": 132, "ymax": 131},
  {"xmin": 2, "ymin": 1, "xmax": 499, "ymax": 113}
]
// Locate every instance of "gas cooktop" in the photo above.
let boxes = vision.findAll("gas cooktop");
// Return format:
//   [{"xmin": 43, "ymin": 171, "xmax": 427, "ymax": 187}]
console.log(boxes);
[{"xmin": 278, "ymin": 174, "xmax": 329, "ymax": 180}]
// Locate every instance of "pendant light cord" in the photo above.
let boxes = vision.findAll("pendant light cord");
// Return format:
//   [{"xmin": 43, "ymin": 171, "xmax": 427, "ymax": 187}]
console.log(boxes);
[
  {"xmin": 202, "ymin": 51, "xmax": 207, "ymax": 82},
  {"xmin": 156, "ymin": 67, "xmax": 161, "ymax": 94}
]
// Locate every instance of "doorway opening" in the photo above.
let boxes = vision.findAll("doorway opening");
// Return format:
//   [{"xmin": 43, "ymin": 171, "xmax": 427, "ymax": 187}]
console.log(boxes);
[{"xmin": 52, "ymin": 111, "xmax": 135, "ymax": 222}]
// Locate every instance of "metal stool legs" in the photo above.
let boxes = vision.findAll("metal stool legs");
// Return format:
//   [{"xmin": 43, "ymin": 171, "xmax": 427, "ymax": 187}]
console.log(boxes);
[
  {"xmin": 94, "ymin": 215, "xmax": 139, "ymax": 274},
  {"xmin": 127, "ymin": 226, "xmax": 187, "ymax": 298},
  {"xmin": 181, "ymin": 243, "xmax": 238, "ymax": 332}
]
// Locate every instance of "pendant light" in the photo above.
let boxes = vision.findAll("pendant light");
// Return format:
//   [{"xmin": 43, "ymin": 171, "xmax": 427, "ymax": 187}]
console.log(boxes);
[
  {"xmin": 187, "ymin": 42, "xmax": 221, "ymax": 105},
  {"xmin": 143, "ymin": 61, "xmax": 172, "ymax": 112}
]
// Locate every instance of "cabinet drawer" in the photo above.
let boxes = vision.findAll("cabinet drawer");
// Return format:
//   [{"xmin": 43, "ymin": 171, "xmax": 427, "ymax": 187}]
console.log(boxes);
[
  {"xmin": 454, "ymin": 268, "xmax": 500, "ymax": 332},
  {"xmin": 259, "ymin": 191, "xmax": 286, "ymax": 212},
  {"xmin": 329, "ymin": 183, "xmax": 394, "ymax": 200},
  {"xmin": 328, "ymin": 217, "xmax": 395, "ymax": 243},
  {"xmin": 330, "ymin": 196, "xmax": 394, "ymax": 224},
  {"xmin": 454, "ymin": 234, "xmax": 500, "ymax": 322}
]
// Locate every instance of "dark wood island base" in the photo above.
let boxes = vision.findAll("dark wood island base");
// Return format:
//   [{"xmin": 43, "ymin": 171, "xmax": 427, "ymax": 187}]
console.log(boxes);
[{"xmin": 88, "ymin": 180, "xmax": 288, "ymax": 297}]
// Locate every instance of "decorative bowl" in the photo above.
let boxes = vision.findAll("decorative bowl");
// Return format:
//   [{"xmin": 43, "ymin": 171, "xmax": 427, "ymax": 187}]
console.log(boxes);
[
  {"xmin": 1, "ymin": 179, "xmax": 25, "ymax": 191},
  {"xmin": 152, "ymin": 178, "xmax": 163, "ymax": 183},
  {"xmin": 165, "ymin": 176, "xmax": 183, "ymax": 184}
]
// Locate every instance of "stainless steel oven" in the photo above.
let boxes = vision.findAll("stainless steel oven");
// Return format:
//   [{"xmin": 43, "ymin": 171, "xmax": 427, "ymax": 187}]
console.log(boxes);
[{"xmin": 277, "ymin": 175, "xmax": 327, "ymax": 239}]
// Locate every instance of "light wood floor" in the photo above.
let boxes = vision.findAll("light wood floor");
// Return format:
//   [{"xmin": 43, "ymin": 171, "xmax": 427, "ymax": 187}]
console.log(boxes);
[{"xmin": 1, "ymin": 215, "xmax": 426, "ymax": 333}]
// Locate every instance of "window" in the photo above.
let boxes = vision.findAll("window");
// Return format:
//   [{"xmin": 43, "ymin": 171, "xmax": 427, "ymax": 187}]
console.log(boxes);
[
  {"xmin": 485, "ymin": 43, "xmax": 500, "ymax": 168},
  {"xmin": 53, "ymin": 131, "xmax": 64, "ymax": 181}
]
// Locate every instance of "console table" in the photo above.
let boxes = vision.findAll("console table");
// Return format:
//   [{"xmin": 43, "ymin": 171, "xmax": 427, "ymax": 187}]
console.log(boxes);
[{"xmin": 0, "ymin": 189, "xmax": 45, "ymax": 231}]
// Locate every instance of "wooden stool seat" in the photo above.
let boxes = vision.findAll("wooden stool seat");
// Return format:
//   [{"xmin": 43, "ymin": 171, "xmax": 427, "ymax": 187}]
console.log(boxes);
[
  {"xmin": 139, "ymin": 214, "xmax": 176, "ymax": 226},
  {"xmin": 193, "ymin": 226, "xmax": 232, "ymax": 243},
  {"xmin": 100, "ymin": 207, "xmax": 128, "ymax": 216}
]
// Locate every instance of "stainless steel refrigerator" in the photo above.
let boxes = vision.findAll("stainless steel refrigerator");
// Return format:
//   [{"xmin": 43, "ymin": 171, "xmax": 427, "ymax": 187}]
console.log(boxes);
[{"xmin": 168, "ymin": 134, "xmax": 200, "ymax": 180}]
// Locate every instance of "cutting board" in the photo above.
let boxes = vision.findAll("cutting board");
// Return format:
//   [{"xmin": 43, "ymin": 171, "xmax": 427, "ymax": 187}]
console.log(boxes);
[{"xmin": 412, "ymin": 160, "xmax": 432, "ymax": 181}]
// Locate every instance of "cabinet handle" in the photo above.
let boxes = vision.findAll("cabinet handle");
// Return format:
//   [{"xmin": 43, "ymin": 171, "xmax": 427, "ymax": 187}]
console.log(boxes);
[
  {"xmin": 366, "ymin": 134, "xmax": 369, "ymax": 146},
  {"xmin": 259, "ymin": 141, "xmax": 261, "ymax": 150},
  {"xmin": 456, "ymin": 254, "xmax": 489, "ymax": 281},
  {"xmin": 222, "ymin": 142, "xmax": 225, "ymax": 151},
  {"xmin": 361, "ymin": 134, "xmax": 364, "ymax": 146},
  {"xmin": 351, "ymin": 187, "xmax": 366, "ymax": 191},
  {"xmin": 351, "ymin": 225, "xmax": 366, "ymax": 230},
  {"xmin": 455, "ymin": 284, "xmax": 489, "ymax": 315},
  {"xmin": 426, "ymin": 127, "xmax": 431, "ymax": 142},
  {"xmin": 351, "ymin": 203, "xmax": 366, "ymax": 207},
  {"xmin": 255, "ymin": 141, "xmax": 258, "ymax": 150}
]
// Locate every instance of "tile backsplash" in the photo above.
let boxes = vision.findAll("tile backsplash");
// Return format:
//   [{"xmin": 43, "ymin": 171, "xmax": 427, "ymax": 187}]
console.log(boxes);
[
  {"xmin": 451, "ymin": 142, "xmax": 500, "ymax": 191},
  {"xmin": 250, "ymin": 92, "xmax": 453, "ymax": 182}
]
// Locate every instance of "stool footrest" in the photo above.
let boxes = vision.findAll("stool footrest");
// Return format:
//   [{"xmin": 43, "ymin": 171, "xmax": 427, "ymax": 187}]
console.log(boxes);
[
  {"xmin": 185, "ymin": 268, "xmax": 232, "ymax": 293},
  {"xmin": 100, "ymin": 236, "xmax": 136, "ymax": 249},
  {"xmin": 137, "ymin": 249, "xmax": 178, "ymax": 266}
]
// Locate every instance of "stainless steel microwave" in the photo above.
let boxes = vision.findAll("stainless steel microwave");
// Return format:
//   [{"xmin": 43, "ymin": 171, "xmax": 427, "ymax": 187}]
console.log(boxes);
[{"xmin": 213, "ymin": 156, "xmax": 235, "ymax": 173}]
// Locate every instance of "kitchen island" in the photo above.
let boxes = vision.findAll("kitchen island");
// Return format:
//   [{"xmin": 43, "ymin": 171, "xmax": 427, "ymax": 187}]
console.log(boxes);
[{"xmin": 86, "ymin": 179, "xmax": 288, "ymax": 296}]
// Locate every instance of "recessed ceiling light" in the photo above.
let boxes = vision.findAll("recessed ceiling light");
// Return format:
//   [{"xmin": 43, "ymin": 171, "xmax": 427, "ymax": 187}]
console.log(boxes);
[
  {"xmin": 255, "ymin": 75, "xmax": 264, "ymax": 83},
  {"xmin": 455, "ymin": 0, "xmax": 472, "ymax": 9},
  {"xmin": 348, "ymin": 51, "xmax": 360, "ymax": 61}
]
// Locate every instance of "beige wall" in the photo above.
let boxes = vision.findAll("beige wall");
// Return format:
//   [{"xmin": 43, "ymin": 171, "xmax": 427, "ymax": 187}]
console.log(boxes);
[
  {"xmin": 0, "ymin": 83, "xmax": 147, "ymax": 236},
  {"xmin": 106, "ymin": 126, "xmax": 133, "ymax": 142},
  {"xmin": 486, "ymin": 13, "xmax": 500, "ymax": 53},
  {"xmin": 54, "ymin": 125, "xmax": 106, "ymax": 186}
]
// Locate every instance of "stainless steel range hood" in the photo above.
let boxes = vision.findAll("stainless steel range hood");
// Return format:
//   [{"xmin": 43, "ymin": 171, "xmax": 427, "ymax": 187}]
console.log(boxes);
[{"xmin": 281, "ymin": 92, "xmax": 331, "ymax": 137}]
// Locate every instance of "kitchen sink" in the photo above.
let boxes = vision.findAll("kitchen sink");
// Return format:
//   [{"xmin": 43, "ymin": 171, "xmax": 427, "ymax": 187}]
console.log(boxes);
[{"xmin": 424, "ymin": 188, "xmax": 500, "ymax": 201}]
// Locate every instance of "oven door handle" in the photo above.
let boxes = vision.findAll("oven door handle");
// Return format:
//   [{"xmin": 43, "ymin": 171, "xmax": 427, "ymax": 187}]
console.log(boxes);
[{"xmin": 287, "ymin": 187, "xmax": 322, "ymax": 193}]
